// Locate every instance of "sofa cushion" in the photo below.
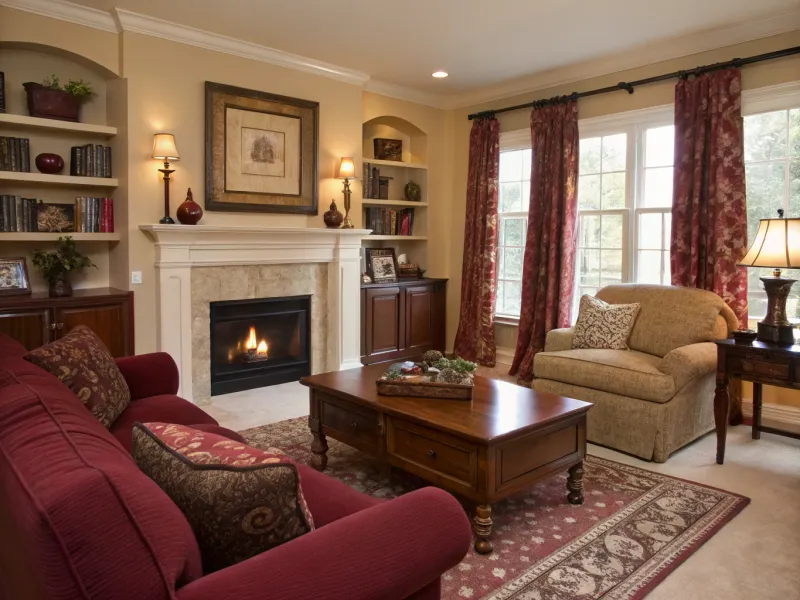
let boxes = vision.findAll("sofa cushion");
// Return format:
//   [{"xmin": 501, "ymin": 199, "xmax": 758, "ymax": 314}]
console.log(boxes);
[
  {"xmin": 534, "ymin": 348, "xmax": 676, "ymax": 403},
  {"xmin": 0, "ymin": 364, "xmax": 203, "ymax": 600},
  {"xmin": 596, "ymin": 284, "xmax": 736, "ymax": 357},
  {"xmin": 110, "ymin": 394, "xmax": 220, "ymax": 452},
  {"xmin": 573, "ymin": 295, "xmax": 640, "ymax": 350},
  {"xmin": 24, "ymin": 325, "xmax": 130, "ymax": 428},
  {"xmin": 132, "ymin": 423, "xmax": 315, "ymax": 574}
]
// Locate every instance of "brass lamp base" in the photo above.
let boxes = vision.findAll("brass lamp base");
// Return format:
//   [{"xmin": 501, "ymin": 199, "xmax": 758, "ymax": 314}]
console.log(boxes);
[{"xmin": 757, "ymin": 276, "xmax": 797, "ymax": 345}]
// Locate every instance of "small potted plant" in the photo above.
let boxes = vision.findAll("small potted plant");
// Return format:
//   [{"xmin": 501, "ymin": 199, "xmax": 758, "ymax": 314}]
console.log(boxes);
[
  {"xmin": 23, "ymin": 75, "xmax": 93, "ymax": 122},
  {"xmin": 32, "ymin": 236, "xmax": 96, "ymax": 297}
]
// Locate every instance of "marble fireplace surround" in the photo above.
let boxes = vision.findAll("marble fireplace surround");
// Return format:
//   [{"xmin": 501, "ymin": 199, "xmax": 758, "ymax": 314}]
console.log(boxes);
[{"xmin": 140, "ymin": 225, "xmax": 371, "ymax": 404}]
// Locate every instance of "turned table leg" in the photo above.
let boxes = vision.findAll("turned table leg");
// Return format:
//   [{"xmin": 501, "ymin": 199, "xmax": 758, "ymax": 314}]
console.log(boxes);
[
  {"xmin": 473, "ymin": 504, "xmax": 493, "ymax": 555},
  {"xmin": 567, "ymin": 461, "xmax": 584, "ymax": 505},
  {"xmin": 308, "ymin": 416, "xmax": 328, "ymax": 471},
  {"xmin": 752, "ymin": 382, "xmax": 762, "ymax": 440}
]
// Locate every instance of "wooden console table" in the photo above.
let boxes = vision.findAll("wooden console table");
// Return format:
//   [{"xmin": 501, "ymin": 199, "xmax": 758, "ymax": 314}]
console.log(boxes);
[{"xmin": 714, "ymin": 338, "xmax": 800, "ymax": 464}]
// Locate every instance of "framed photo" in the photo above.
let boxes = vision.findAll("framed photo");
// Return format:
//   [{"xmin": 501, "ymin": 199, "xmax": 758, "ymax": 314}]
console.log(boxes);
[
  {"xmin": 37, "ymin": 203, "xmax": 75, "ymax": 232},
  {"xmin": 365, "ymin": 248, "xmax": 399, "ymax": 283},
  {"xmin": 0, "ymin": 258, "xmax": 31, "ymax": 296},
  {"xmin": 205, "ymin": 82, "xmax": 319, "ymax": 214},
  {"xmin": 373, "ymin": 138, "xmax": 402, "ymax": 162}
]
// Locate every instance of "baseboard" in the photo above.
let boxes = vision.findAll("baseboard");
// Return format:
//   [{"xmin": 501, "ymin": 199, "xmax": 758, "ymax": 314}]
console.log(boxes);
[
  {"xmin": 741, "ymin": 399, "xmax": 800, "ymax": 434},
  {"xmin": 496, "ymin": 346, "xmax": 515, "ymax": 366}
]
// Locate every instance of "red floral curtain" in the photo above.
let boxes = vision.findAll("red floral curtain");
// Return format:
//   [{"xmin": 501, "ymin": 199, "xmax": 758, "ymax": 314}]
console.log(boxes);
[
  {"xmin": 510, "ymin": 101, "xmax": 579, "ymax": 383},
  {"xmin": 670, "ymin": 68, "xmax": 748, "ymax": 328},
  {"xmin": 453, "ymin": 118, "xmax": 500, "ymax": 366}
]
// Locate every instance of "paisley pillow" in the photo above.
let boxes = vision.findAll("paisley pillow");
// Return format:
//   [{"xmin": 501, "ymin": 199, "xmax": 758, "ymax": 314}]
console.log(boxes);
[
  {"xmin": 24, "ymin": 325, "xmax": 130, "ymax": 428},
  {"xmin": 131, "ymin": 422, "xmax": 314, "ymax": 573},
  {"xmin": 572, "ymin": 295, "xmax": 641, "ymax": 350}
]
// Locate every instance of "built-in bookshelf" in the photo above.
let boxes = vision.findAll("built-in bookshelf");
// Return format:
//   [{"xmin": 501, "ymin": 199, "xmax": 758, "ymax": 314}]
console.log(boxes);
[{"xmin": 361, "ymin": 115, "xmax": 430, "ymax": 273}]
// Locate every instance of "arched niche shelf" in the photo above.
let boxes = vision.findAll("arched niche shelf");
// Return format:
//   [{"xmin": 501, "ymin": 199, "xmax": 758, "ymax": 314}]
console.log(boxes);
[{"xmin": 362, "ymin": 115, "xmax": 428, "ymax": 165}]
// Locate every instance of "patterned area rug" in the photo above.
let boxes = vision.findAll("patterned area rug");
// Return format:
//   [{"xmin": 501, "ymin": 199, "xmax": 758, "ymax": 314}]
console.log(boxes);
[{"xmin": 241, "ymin": 418, "xmax": 749, "ymax": 600}]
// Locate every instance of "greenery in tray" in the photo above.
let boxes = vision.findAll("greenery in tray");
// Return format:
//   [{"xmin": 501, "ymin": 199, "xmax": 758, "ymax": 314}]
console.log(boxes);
[
  {"xmin": 40, "ymin": 75, "xmax": 93, "ymax": 101},
  {"xmin": 32, "ymin": 236, "xmax": 96, "ymax": 283},
  {"xmin": 433, "ymin": 357, "xmax": 477, "ymax": 374}
]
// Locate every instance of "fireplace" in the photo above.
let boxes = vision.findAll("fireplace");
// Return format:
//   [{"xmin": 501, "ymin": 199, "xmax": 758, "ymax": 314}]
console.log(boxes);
[{"xmin": 210, "ymin": 295, "xmax": 311, "ymax": 396}]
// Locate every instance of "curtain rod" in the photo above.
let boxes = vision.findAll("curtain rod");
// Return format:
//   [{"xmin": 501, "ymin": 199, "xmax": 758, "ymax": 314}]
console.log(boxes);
[{"xmin": 467, "ymin": 45, "xmax": 800, "ymax": 120}]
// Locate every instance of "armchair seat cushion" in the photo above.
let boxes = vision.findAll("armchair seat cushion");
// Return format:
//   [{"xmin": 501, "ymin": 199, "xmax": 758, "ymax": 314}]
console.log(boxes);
[{"xmin": 534, "ymin": 348, "xmax": 675, "ymax": 403}]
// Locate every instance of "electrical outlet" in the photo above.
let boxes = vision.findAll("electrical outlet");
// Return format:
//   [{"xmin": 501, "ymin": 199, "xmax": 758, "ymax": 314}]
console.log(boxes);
[{"xmin": 131, "ymin": 271, "xmax": 143, "ymax": 285}]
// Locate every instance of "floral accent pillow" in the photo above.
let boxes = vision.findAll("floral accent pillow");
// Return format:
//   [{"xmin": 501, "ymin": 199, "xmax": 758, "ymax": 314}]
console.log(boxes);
[
  {"xmin": 24, "ymin": 325, "xmax": 130, "ymax": 428},
  {"xmin": 131, "ymin": 423, "xmax": 315, "ymax": 573},
  {"xmin": 572, "ymin": 295, "xmax": 641, "ymax": 350}
]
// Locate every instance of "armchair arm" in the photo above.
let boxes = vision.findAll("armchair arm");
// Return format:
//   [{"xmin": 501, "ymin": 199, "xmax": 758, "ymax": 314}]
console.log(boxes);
[
  {"xmin": 115, "ymin": 352, "xmax": 179, "ymax": 400},
  {"xmin": 544, "ymin": 327, "xmax": 574, "ymax": 352},
  {"xmin": 659, "ymin": 342, "xmax": 717, "ymax": 391},
  {"xmin": 176, "ymin": 487, "xmax": 471, "ymax": 600}
]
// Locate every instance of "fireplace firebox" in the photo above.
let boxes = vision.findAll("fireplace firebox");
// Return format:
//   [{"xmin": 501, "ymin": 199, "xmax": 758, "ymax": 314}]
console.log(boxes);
[{"xmin": 210, "ymin": 295, "xmax": 311, "ymax": 396}]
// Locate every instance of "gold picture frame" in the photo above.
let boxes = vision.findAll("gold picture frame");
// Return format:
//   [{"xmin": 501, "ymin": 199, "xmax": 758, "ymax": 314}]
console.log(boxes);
[{"xmin": 205, "ymin": 82, "xmax": 319, "ymax": 214}]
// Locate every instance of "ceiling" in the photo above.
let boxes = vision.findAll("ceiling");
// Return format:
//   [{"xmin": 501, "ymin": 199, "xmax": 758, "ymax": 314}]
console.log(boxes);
[{"xmin": 71, "ymin": 0, "xmax": 798, "ymax": 97}]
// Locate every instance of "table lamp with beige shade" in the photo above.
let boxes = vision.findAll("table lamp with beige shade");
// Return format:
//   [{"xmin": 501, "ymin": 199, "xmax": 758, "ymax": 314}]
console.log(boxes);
[
  {"xmin": 152, "ymin": 133, "xmax": 180, "ymax": 225},
  {"xmin": 738, "ymin": 209, "xmax": 800, "ymax": 345},
  {"xmin": 336, "ymin": 157, "xmax": 356, "ymax": 229}
]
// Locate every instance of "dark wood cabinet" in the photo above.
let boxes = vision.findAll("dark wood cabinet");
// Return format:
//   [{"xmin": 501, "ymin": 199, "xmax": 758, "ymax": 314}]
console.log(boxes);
[
  {"xmin": 0, "ymin": 287, "xmax": 134, "ymax": 357},
  {"xmin": 361, "ymin": 278, "xmax": 446, "ymax": 365}
]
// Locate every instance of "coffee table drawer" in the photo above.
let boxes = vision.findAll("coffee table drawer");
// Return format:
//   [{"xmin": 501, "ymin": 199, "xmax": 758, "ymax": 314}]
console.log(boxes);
[
  {"xmin": 387, "ymin": 418, "xmax": 478, "ymax": 488},
  {"xmin": 319, "ymin": 393, "xmax": 380, "ymax": 451}
]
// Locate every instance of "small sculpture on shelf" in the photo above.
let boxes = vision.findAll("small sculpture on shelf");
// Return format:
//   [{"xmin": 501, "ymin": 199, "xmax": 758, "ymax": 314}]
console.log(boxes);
[
  {"xmin": 323, "ymin": 199, "xmax": 343, "ymax": 228},
  {"xmin": 177, "ymin": 187, "xmax": 203, "ymax": 225},
  {"xmin": 31, "ymin": 236, "xmax": 97, "ymax": 297},
  {"xmin": 35, "ymin": 153, "xmax": 64, "ymax": 174}
]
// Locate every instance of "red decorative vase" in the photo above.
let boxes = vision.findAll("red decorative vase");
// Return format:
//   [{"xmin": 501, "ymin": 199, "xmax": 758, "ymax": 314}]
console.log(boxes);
[
  {"xmin": 323, "ymin": 200, "xmax": 343, "ymax": 228},
  {"xmin": 35, "ymin": 153, "xmax": 65, "ymax": 174},
  {"xmin": 177, "ymin": 187, "xmax": 203, "ymax": 225}
]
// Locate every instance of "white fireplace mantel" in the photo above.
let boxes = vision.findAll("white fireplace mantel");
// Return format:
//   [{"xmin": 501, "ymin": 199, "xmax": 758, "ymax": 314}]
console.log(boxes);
[{"xmin": 140, "ymin": 224, "xmax": 371, "ymax": 402}]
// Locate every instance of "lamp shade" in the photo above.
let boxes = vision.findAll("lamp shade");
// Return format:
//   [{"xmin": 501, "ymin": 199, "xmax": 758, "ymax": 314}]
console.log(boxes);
[
  {"xmin": 739, "ymin": 217, "xmax": 800, "ymax": 268},
  {"xmin": 336, "ymin": 157, "xmax": 356, "ymax": 179},
  {"xmin": 152, "ymin": 133, "xmax": 180, "ymax": 160}
]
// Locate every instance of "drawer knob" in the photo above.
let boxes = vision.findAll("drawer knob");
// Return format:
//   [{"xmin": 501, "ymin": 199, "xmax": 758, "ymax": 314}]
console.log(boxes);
[
  {"xmin": 349, "ymin": 421, "xmax": 359, "ymax": 430},
  {"xmin": 427, "ymin": 449, "xmax": 436, "ymax": 458}
]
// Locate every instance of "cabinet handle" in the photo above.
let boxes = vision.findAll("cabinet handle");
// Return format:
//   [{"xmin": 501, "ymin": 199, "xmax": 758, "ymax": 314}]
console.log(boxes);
[
  {"xmin": 350, "ymin": 421, "xmax": 359, "ymax": 430},
  {"xmin": 427, "ymin": 449, "xmax": 436, "ymax": 458},
  {"xmin": 56, "ymin": 323, "xmax": 64, "ymax": 330},
  {"xmin": 49, "ymin": 323, "xmax": 57, "ymax": 331}
]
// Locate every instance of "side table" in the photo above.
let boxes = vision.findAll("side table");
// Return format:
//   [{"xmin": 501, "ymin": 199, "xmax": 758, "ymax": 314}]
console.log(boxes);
[{"xmin": 714, "ymin": 338, "xmax": 800, "ymax": 464}]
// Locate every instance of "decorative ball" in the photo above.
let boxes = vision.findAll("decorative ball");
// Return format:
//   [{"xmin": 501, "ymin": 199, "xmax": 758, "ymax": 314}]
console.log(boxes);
[
  {"xmin": 421, "ymin": 350, "xmax": 444, "ymax": 365},
  {"xmin": 404, "ymin": 181, "xmax": 421, "ymax": 202},
  {"xmin": 35, "ymin": 153, "xmax": 65, "ymax": 174}
]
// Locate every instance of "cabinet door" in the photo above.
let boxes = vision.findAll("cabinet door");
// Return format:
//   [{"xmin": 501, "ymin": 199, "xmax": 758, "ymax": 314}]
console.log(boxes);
[
  {"xmin": 364, "ymin": 287, "xmax": 404, "ymax": 362},
  {"xmin": 0, "ymin": 309, "xmax": 51, "ymax": 350},
  {"xmin": 54, "ymin": 302, "xmax": 131, "ymax": 357},
  {"xmin": 405, "ymin": 285, "xmax": 434, "ymax": 352}
]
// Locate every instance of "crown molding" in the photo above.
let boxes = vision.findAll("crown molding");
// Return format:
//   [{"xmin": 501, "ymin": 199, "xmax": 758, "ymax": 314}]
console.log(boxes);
[
  {"xmin": 364, "ymin": 79, "xmax": 449, "ymax": 110},
  {"xmin": 0, "ymin": 0, "xmax": 117, "ymax": 32},
  {"xmin": 113, "ymin": 9, "xmax": 370, "ymax": 86},
  {"xmin": 447, "ymin": 9, "xmax": 800, "ymax": 110}
]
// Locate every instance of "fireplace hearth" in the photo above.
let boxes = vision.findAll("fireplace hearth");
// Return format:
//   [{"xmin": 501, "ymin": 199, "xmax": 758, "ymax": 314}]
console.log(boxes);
[{"xmin": 210, "ymin": 295, "xmax": 311, "ymax": 396}]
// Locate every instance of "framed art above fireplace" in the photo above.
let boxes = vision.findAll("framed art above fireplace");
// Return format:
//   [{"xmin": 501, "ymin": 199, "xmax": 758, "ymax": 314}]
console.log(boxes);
[{"xmin": 205, "ymin": 81, "xmax": 319, "ymax": 215}]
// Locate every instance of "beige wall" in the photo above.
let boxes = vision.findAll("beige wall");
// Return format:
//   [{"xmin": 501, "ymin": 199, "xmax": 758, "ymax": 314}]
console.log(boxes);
[{"xmin": 448, "ymin": 31, "xmax": 800, "ymax": 405}]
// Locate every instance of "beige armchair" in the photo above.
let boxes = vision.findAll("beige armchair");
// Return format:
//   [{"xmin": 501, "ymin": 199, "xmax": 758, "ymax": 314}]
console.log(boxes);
[{"xmin": 532, "ymin": 284, "xmax": 738, "ymax": 462}]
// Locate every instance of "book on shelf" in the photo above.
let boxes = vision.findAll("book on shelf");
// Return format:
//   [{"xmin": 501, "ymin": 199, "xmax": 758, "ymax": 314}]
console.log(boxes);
[
  {"xmin": 0, "ymin": 196, "xmax": 38, "ymax": 232},
  {"xmin": 74, "ymin": 197, "xmax": 115, "ymax": 233},
  {"xmin": 69, "ymin": 144, "xmax": 112, "ymax": 178},
  {"xmin": 0, "ymin": 136, "xmax": 31, "ymax": 172},
  {"xmin": 0, "ymin": 72, "xmax": 5, "ymax": 113},
  {"xmin": 366, "ymin": 207, "xmax": 415, "ymax": 236},
  {"xmin": 0, "ymin": 196, "xmax": 114, "ymax": 234}
]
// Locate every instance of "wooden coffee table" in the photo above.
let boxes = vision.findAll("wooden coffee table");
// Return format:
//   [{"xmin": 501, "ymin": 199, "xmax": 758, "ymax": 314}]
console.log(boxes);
[{"xmin": 300, "ymin": 364, "xmax": 592, "ymax": 554}]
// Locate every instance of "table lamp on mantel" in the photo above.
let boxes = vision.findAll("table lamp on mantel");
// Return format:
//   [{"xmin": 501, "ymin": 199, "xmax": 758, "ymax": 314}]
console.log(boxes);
[
  {"xmin": 152, "ymin": 133, "xmax": 180, "ymax": 224},
  {"xmin": 336, "ymin": 157, "xmax": 356, "ymax": 229},
  {"xmin": 738, "ymin": 209, "xmax": 800, "ymax": 345}
]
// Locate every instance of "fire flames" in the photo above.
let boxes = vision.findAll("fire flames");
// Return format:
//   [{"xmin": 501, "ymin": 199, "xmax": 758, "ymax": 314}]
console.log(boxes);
[{"xmin": 244, "ymin": 326, "xmax": 269, "ymax": 359}]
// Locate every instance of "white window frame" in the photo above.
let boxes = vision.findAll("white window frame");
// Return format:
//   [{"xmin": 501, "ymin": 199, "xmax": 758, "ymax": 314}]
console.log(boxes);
[
  {"xmin": 495, "ymin": 131, "xmax": 531, "ymax": 324},
  {"xmin": 741, "ymin": 81, "xmax": 800, "ymax": 323}
]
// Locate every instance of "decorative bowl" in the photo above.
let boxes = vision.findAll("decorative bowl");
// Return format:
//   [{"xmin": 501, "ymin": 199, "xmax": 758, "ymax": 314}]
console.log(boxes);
[{"xmin": 35, "ymin": 153, "xmax": 65, "ymax": 174}]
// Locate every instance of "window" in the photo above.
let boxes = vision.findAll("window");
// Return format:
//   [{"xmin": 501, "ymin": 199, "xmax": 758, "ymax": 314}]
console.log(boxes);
[
  {"xmin": 573, "ymin": 112, "xmax": 675, "ymax": 317},
  {"xmin": 496, "ymin": 146, "xmax": 531, "ymax": 319},
  {"xmin": 743, "ymin": 105, "xmax": 800, "ymax": 320}
]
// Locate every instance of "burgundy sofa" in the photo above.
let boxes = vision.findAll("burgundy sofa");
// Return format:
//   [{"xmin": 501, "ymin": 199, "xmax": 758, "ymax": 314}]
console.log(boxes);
[{"xmin": 0, "ymin": 334, "xmax": 471, "ymax": 600}]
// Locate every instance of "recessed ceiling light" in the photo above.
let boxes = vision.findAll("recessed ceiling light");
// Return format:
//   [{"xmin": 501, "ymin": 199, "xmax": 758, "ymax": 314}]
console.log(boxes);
[{"xmin": 432, "ymin": 71, "xmax": 449, "ymax": 78}]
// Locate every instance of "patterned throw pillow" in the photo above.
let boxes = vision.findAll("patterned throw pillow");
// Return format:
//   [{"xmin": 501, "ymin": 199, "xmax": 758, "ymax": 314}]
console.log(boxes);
[
  {"xmin": 572, "ymin": 295, "xmax": 641, "ymax": 350},
  {"xmin": 131, "ymin": 423, "xmax": 315, "ymax": 573},
  {"xmin": 24, "ymin": 325, "xmax": 130, "ymax": 428}
]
